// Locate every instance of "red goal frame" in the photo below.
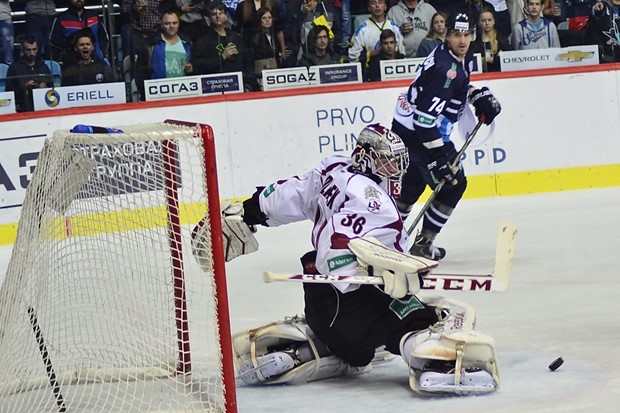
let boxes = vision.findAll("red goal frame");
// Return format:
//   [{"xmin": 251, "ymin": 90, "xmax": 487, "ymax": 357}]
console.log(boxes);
[{"xmin": 164, "ymin": 119, "xmax": 237, "ymax": 412}]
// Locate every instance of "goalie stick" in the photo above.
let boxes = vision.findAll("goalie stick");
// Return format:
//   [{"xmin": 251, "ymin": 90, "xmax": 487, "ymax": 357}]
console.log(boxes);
[{"xmin": 263, "ymin": 221, "xmax": 517, "ymax": 292}]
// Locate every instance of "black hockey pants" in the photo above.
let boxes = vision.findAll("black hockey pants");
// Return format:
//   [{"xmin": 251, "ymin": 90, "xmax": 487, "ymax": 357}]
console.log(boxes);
[{"xmin": 301, "ymin": 252, "xmax": 438, "ymax": 367}]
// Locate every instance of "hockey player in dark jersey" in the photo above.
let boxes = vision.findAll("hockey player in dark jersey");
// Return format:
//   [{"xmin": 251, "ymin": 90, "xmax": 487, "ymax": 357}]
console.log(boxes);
[{"xmin": 391, "ymin": 12, "xmax": 502, "ymax": 261}]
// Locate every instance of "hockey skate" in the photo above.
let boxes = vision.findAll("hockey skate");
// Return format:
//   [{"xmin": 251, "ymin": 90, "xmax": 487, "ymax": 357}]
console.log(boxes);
[
  {"xmin": 401, "ymin": 298, "xmax": 500, "ymax": 396},
  {"xmin": 409, "ymin": 234, "xmax": 446, "ymax": 261},
  {"xmin": 237, "ymin": 351, "xmax": 296, "ymax": 384},
  {"xmin": 233, "ymin": 315, "xmax": 372, "ymax": 385},
  {"xmin": 418, "ymin": 360, "xmax": 495, "ymax": 394}
]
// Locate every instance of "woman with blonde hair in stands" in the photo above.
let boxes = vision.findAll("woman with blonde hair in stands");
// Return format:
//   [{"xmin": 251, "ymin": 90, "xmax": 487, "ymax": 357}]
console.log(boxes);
[
  {"xmin": 470, "ymin": 7, "xmax": 511, "ymax": 72},
  {"xmin": 415, "ymin": 12, "xmax": 447, "ymax": 57},
  {"xmin": 485, "ymin": 0, "xmax": 512, "ymax": 36}
]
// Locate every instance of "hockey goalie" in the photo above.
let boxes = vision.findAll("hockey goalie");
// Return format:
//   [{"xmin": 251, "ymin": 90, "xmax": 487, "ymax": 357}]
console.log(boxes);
[{"xmin": 192, "ymin": 124, "xmax": 499, "ymax": 395}]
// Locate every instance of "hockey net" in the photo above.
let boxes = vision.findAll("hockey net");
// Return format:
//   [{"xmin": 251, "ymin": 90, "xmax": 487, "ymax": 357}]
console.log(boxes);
[{"xmin": 0, "ymin": 121, "xmax": 237, "ymax": 412}]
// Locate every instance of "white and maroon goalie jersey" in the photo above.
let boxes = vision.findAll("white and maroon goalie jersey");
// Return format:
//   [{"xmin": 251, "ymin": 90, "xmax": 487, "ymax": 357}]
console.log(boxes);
[{"xmin": 258, "ymin": 156, "xmax": 408, "ymax": 293}]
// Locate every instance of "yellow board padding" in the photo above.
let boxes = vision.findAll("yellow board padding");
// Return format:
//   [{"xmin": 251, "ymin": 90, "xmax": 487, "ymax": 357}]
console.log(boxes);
[
  {"xmin": 1, "ymin": 164, "xmax": 619, "ymax": 246},
  {"xmin": 0, "ymin": 201, "xmax": 209, "ymax": 245},
  {"xmin": 392, "ymin": 164, "xmax": 620, "ymax": 202},
  {"xmin": 0, "ymin": 223, "xmax": 18, "ymax": 246},
  {"xmin": 493, "ymin": 164, "xmax": 620, "ymax": 196}
]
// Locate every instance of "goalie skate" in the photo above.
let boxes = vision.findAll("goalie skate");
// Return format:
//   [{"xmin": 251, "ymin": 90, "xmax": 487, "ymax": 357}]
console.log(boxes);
[
  {"xmin": 401, "ymin": 297, "xmax": 500, "ymax": 396},
  {"xmin": 237, "ymin": 351, "xmax": 296, "ymax": 384},
  {"xmin": 233, "ymin": 315, "xmax": 389, "ymax": 385},
  {"xmin": 417, "ymin": 361, "xmax": 496, "ymax": 395}
]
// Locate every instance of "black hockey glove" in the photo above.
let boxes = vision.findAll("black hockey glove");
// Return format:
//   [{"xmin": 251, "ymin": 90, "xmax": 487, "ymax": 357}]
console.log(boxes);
[
  {"xmin": 242, "ymin": 187, "xmax": 269, "ymax": 226},
  {"xmin": 469, "ymin": 87, "xmax": 501, "ymax": 125},
  {"xmin": 426, "ymin": 149, "xmax": 458, "ymax": 186}
]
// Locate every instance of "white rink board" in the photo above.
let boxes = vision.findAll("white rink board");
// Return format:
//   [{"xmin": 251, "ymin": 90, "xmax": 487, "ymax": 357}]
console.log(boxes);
[{"xmin": 1, "ymin": 68, "xmax": 620, "ymax": 227}]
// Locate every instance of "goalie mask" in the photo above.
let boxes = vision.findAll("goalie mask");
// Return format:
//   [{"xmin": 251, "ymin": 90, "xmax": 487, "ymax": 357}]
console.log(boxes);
[{"xmin": 351, "ymin": 124, "xmax": 409, "ymax": 198}]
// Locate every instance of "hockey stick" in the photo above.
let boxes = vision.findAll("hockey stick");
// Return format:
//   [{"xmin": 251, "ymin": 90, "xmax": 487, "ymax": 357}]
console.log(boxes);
[
  {"xmin": 263, "ymin": 221, "xmax": 517, "ymax": 292},
  {"xmin": 419, "ymin": 220, "xmax": 517, "ymax": 292},
  {"xmin": 28, "ymin": 307, "xmax": 67, "ymax": 412},
  {"xmin": 406, "ymin": 120, "xmax": 484, "ymax": 237}
]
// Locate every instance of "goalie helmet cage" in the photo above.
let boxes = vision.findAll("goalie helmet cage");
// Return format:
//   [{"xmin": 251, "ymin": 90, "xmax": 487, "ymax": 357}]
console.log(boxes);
[{"xmin": 0, "ymin": 121, "xmax": 238, "ymax": 412}]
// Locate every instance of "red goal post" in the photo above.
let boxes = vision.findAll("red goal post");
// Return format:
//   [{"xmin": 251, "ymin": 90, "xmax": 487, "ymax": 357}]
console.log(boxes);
[
  {"xmin": 164, "ymin": 119, "xmax": 237, "ymax": 411},
  {"xmin": 0, "ymin": 120, "xmax": 237, "ymax": 412}
]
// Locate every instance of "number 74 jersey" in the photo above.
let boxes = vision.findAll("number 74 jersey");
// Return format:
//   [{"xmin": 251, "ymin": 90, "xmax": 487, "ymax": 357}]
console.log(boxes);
[
  {"xmin": 258, "ymin": 156, "xmax": 408, "ymax": 293},
  {"xmin": 393, "ymin": 42, "xmax": 474, "ymax": 143}
]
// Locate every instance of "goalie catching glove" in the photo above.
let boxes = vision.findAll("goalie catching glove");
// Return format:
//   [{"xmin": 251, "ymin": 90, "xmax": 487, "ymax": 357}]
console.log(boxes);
[{"xmin": 191, "ymin": 201, "xmax": 259, "ymax": 272}]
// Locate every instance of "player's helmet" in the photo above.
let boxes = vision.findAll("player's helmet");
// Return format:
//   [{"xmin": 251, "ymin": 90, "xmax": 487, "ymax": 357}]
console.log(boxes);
[
  {"xmin": 446, "ymin": 12, "xmax": 473, "ymax": 35},
  {"xmin": 351, "ymin": 124, "xmax": 409, "ymax": 198}
]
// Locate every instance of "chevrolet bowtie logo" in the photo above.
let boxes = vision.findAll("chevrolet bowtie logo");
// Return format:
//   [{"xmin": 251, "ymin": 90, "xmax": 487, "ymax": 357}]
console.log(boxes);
[{"xmin": 556, "ymin": 50, "xmax": 595, "ymax": 62}]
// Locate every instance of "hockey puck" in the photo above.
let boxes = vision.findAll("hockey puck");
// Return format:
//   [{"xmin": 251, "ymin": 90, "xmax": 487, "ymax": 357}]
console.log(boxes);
[{"xmin": 548, "ymin": 357, "xmax": 564, "ymax": 371}]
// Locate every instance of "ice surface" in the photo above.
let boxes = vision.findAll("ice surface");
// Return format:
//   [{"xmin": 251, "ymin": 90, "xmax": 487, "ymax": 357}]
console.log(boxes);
[{"xmin": 2, "ymin": 187, "xmax": 619, "ymax": 412}]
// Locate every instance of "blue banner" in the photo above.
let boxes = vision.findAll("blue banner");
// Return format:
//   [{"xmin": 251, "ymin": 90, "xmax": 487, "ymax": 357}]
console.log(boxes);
[{"xmin": 145, "ymin": 73, "xmax": 243, "ymax": 101}]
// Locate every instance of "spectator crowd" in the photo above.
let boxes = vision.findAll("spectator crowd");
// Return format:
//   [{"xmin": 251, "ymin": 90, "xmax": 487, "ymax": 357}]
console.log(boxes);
[{"xmin": 0, "ymin": 0, "xmax": 618, "ymax": 111}]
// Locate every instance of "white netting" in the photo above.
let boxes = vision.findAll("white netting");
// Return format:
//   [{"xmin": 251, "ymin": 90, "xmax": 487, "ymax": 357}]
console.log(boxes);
[{"xmin": 0, "ymin": 123, "xmax": 233, "ymax": 412}]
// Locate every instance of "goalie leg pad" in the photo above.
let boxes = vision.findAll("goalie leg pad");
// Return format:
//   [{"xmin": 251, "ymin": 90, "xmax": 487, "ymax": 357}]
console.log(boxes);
[
  {"xmin": 400, "ymin": 297, "xmax": 500, "ymax": 395},
  {"xmin": 232, "ymin": 315, "xmax": 369, "ymax": 385}
]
